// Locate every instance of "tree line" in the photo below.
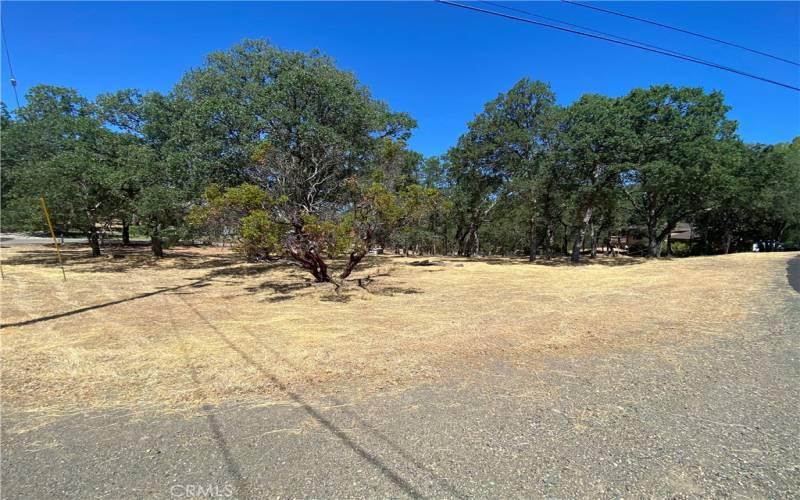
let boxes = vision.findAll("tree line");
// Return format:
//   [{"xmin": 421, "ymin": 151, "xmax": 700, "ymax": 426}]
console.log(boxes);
[{"xmin": 2, "ymin": 40, "xmax": 798, "ymax": 281}]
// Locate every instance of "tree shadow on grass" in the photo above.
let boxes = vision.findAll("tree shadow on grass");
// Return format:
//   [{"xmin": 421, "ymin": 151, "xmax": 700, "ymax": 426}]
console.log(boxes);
[
  {"xmin": 3, "ymin": 246, "xmax": 416, "ymax": 311},
  {"xmin": 201, "ymin": 260, "xmax": 295, "ymax": 280},
  {"xmin": 472, "ymin": 255, "xmax": 646, "ymax": 267},
  {"xmin": 320, "ymin": 293, "xmax": 352, "ymax": 303},
  {"xmin": 0, "ymin": 245, "xmax": 295, "ymax": 278},
  {"xmin": 1, "ymin": 246, "xmax": 182, "ymax": 274},
  {"xmin": 0, "ymin": 279, "xmax": 209, "ymax": 329},
  {"xmin": 371, "ymin": 286, "xmax": 422, "ymax": 297},
  {"xmin": 245, "ymin": 281, "xmax": 311, "ymax": 295},
  {"xmin": 248, "ymin": 278, "xmax": 422, "ymax": 304}
]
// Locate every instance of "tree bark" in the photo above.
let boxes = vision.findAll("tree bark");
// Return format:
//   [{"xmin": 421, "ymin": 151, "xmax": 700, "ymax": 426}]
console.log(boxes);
[
  {"xmin": 646, "ymin": 218, "xmax": 658, "ymax": 257},
  {"xmin": 122, "ymin": 221, "xmax": 131, "ymax": 246},
  {"xmin": 528, "ymin": 217, "xmax": 538, "ymax": 262},
  {"xmin": 288, "ymin": 248, "xmax": 331, "ymax": 282},
  {"xmin": 649, "ymin": 221, "xmax": 678, "ymax": 258},
  {"xmin": 340, "ymin": 250, "xmax": 366, "ymax": 279},
  {"xmin": 457, "ymin": 228, "xmax": 476, "ymax": 257},
  {"xmin": 590, "ymin": 223, "xmax": 598, "ymax": 259},
  {"xmin": 724, "ymin": 227, "xmax": 733, "ymax": 254},
  {"xmin": 88, "ymin": 230, "xmax": 101, "ymax": 257},
  {"xmin": 309, "ymin": 252, "xmax": 330, "ymax": 282},
  {"xmin": 544, "ymin": 225, "xmax": 554, "ymax": 260},
  {"xmin": 455, "ymin": 225, "xmax": 467, "ymax": 256},
  {"xmin": 151, "ymin": 235, "xmax": 164, "ymax": 258},
  {"xmin": 571, "ymin": 207, "xmax": 594, "ymax": 263}
]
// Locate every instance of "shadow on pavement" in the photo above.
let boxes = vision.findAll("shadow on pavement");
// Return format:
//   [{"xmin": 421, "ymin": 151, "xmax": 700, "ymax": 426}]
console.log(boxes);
[
  {"xmin": 177, "ymin": 295, "xmax": 430, "ymax": 499},
  {"xmin": 787, "ymin": 256, "xmax": 800, "ymax": 294}
]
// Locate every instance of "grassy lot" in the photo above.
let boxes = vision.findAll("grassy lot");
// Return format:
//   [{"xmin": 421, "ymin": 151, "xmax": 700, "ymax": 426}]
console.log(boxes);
[{"xmin": 0, "ymin": 245, "xmax": 793, "ymax": 420}]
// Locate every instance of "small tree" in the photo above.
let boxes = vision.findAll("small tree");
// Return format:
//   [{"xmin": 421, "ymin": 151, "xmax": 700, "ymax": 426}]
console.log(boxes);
[
  {"xmin": 188, "ymin": 184, "xmax": 286, "ymax": 260},
  {"xmin": 190, "ymin": 177, "xmax": 440, "ymax": 282}
]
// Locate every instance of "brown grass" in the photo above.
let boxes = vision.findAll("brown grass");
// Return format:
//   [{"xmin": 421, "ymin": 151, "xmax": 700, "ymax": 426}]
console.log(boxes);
[{"xmin": 0, "ymin": 244, "xmax": 794, "ymax": 419}]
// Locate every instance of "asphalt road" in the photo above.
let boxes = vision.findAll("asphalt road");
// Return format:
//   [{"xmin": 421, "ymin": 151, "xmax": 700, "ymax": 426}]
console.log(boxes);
[
  {"xmin": 2, "ymin": 258, "xmax": 798, "ymax": 499},
  {"xmin": 0, "ymin": 233, "xmax": 87, "ymax": 247},
  {"xmin": 789, "ymin": 256, "xmax": 800, "ymax": 294}
]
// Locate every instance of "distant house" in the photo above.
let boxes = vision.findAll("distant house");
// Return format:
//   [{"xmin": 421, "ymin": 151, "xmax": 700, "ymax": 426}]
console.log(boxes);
[
  {"xmin": 609, "ymin": 222, "xmax": 698, "ymax": 253},
  {"xmin": 668, "ymin": 222, "xmax": 697, "ymax": 242}
]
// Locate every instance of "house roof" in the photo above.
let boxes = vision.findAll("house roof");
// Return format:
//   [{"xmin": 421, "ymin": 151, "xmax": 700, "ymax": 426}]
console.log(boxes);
[{"xmin": 670, "ymin": 222, "xmax": 696, "ymax": 241}]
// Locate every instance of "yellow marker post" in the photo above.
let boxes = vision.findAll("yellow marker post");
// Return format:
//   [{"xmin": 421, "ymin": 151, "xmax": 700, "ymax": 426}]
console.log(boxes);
[{"xmin": 39, "ymin": 196, "xmax": 66, "ymax": 281}]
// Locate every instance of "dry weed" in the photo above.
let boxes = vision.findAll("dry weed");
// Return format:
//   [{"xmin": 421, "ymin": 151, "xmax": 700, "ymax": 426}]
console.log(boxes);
[{"xmin": 1, "ymin": 244, "xmax": 794, "ymax": 417}]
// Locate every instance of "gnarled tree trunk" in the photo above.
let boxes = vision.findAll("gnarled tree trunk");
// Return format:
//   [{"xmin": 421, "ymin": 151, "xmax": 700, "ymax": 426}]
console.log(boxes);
[
  {"xmin": 340, "ymin": 250, "xmax": 366, "ymax": 280},
  {"xmin": 571, "ymin": 206, "xmax": 594, "ymax": 263},
  {"xmin": 544, "ymin": 225, "xmax": 555, "ymax": 260},
  {"xmin": 151, "ymin": 235, "xmax": 164, "ymax": 258},
  {"xmin": 87, "ymin": 229, "xmax": 101, "ymax": 257},
  {"xmin": 122, "ymin": 221, "xmax": 131, "ymax": 246},
  {"xmin": 528, "ymin": 216, "xmax": 538, "ymax": 262},
  {"xmin": 288, "ymin": 247, "xmax": 331, "ymax": 282}
]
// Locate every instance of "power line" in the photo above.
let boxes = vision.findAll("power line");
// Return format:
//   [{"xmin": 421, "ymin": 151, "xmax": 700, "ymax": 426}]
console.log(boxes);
[
  {"xmin": 435, "ymin": 0, "xmax": 800, "ymax": 92},
  {"xmin": 480, "ymin": 1, "xmax": 734, "ymax": 70},
  {"xmin": 1, "ymin": 18, "xmax": 21, "ymax": 110},
  {"xmin": 562, "ymin": 0, "xmax": 800, "ymax": 67}
]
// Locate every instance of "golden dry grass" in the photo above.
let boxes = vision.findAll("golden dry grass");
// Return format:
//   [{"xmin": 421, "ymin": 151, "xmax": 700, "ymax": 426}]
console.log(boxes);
[{"xmin": 0, "ymin": 244, "xmax": 795, "ymax": 419}]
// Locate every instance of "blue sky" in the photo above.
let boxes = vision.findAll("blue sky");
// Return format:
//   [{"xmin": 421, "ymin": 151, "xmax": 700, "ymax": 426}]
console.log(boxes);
[{"xmin": 2, "ymin": 1, "xmax": 798, "ymax": 157}]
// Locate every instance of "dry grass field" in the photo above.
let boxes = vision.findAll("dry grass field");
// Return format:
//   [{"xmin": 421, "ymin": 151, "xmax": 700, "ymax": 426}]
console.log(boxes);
[{"xmin": 0, "ymin": 244, "xmax": 794, "ymax": 420}]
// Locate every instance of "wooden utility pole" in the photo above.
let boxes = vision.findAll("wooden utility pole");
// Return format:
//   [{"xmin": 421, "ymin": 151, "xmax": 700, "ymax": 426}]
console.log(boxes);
[{"xmin": 39, "ymin": 196, "xmax": 66, "ymax": 281}]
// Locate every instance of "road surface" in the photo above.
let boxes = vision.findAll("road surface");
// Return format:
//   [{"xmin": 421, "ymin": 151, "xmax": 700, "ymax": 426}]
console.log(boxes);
[{"xmin": 0, "ymin": 233, "xmax": 87, "ymax": 247}]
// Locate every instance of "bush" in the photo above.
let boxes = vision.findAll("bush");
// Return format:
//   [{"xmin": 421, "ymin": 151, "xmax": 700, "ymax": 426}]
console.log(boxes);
[
  {"xmin": 237, "ymin": 210, "xmax": 285, "ymax": 260},
  {"xmin": 668, "ymin": 241, "xmax": 692, "ymax": 257}
]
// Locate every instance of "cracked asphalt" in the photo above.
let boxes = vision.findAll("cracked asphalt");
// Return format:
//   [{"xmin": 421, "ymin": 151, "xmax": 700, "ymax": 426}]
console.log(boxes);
[{"xmin": 2, "ymin": 257, "xmax": 798, "ymax": 499}]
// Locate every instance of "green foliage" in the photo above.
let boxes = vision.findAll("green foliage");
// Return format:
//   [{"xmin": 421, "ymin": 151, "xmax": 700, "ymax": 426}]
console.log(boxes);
[
  {"xmin": 173, "ymin": 39, "xmax": 414, "ymax": 198},
  {"xmin": 3, "ymin": 39, "xmax": 797, "ymax": 269},
  {"xmin": 618, "ymin": 85, "xmax": 737, "ymax": 255},
  {"xmin": 189, "ymin": 183, "xmax": 285, "ymax": 259},
  {"xmin": 445, "ymin": 78, "xmax": 558, "ymax": 256},
  {"xmin": 1, "ymin": 86, "xmax": 126, "ymax": 238},
  {"xmin": 239, "ymin": 210, "xmax": 284, "ymax": 259},
  {"xmin": 299, "ymin": 212, "xmax": 355, "ymax": 258},
  {"xmin": 667, "ymin": 241, "xmax": 692, "ymax": 257}
]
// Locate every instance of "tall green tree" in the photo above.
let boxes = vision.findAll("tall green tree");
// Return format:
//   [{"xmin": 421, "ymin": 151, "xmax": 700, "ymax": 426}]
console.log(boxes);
[
  {"xmin": 620, "ymin": 85, "xmax": 736, "ymax": 257},
  {"xmin": 98, "ymin": 89, "xmax": 190, "ymax": 256},
  {"xmin": 2, "ymin": 86, "xmax": 131, "ymax": 256},
  {"xmin": 559, "ymin": 94, "xmax": 632, "ymax": 262},
  {"xmin": 184, "ymin": 40, "xmax": 431, "ymax": 280},
  {"xmin": 447, "ymin": 79, "xmax": 557, "ymax": 256}
]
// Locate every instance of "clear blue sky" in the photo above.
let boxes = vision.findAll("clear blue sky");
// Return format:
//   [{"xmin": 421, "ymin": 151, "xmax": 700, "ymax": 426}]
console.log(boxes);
[{"xmin": 2, "ymin": 1, "xmax": 798, "ymax": 157}]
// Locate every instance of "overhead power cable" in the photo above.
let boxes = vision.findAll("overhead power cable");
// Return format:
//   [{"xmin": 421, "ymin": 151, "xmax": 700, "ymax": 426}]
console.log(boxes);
[
  {"xmin": 562, "ymin": 0, "xmax": 800, "ymax": 67},
  {"xmin": 435, "ymin": 0, "xmax": 800, "ymax": 92},
  {"xmin": 1, "ymin": 18, "xmax": 21, "ymax": 110},
  {"xmin": 480, "ymin": 1, "xmax": 735, "ymax": 69}
]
